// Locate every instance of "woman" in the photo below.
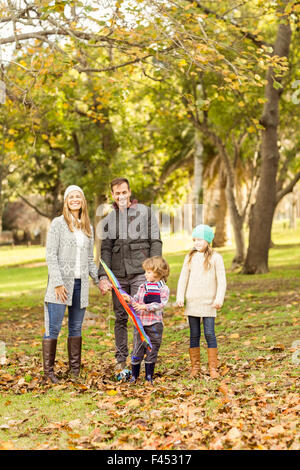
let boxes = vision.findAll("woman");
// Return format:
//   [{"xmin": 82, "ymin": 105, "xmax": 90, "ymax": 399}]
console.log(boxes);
[{"xmin": 43, "ymin": 185, "xmax": 99, "ymax": 383}]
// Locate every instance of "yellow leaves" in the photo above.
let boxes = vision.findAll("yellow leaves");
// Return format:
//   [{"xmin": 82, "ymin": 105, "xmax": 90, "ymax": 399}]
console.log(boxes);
[
  {"xmin": 293, "ymin": 4, "xmax": 300, "ymax": 13},
  {"xmin": 48, "ymin": 136, "xmax": 58, "ymax": 147},
  {"xmin": 0, "ymin": 441, "xmax": 14, "ymax": 450},
  {"xmin": 68, "ymin": 69, "xmax": 80, "ymax": 80},
  {"xmin": 226, "ymin": 427, "xmax": 242, "ymax": 442},
  {"xmin": 254, "ymin": 385, "xmax": 266, "ymax": 396},
  {"xmin": 229, "ymin": 333, "xmax": 240, "ymax": 339},
  {"xmin": 270, "ymin": 343, "xmax": 285, "ymax": 352},
  {"xmin": 125, "ymin": 398, "xmax": 140, "ymax": 409},
  {"xmin": 178, "ymin": 59, "xmax": 187, "ymax": 68},
  {"xmin": 267, "ymin": 425, "xmax": 285, "ymax": 437},
  {"xmin": 75, "ymin": 100, "xmax": 88, "ymax": 114},
  {"xmin": 107, "ymin": 389, "xmax": 118, "ymax": 397},
  {"xmin": 4, "ymin": 140, "xmax": 15, "ymax": 150}
]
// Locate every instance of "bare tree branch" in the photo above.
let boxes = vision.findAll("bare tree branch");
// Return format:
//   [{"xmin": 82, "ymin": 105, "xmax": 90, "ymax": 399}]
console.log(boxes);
[
  {"xmin": 17, "ymin": 193, "xmax": 50, "ymax": 219},
  {"xmin": 187, "ymin": 0, "xmax": 272, "ymax": 48},
  {"xmin": 276, "ymin": 171, "xmax": 300, "ymax": 204}
]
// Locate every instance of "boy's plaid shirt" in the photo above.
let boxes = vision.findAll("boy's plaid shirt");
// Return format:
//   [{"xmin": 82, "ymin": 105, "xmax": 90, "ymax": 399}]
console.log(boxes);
[{"xmin": 129, "ymin": 280, "xmax": 169, "ymax": 326}]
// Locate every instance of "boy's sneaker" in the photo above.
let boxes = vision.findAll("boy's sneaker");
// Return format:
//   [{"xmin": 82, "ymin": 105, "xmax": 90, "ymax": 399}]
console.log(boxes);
[
  {"xmin": 115, "ymin": 361, "xmax": 125, "ymax": 380},
  {"xmin": 116, "ymin": 368, "xmax": 131, "ymax": 382}
]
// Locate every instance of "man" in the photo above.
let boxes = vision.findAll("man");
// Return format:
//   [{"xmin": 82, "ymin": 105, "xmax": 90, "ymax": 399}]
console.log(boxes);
[{"xmin": 98, "ymin": 177, "xmax": 162, "ymax": 377}]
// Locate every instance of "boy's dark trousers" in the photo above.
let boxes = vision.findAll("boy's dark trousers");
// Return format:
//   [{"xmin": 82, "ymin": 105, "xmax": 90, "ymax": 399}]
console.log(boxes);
[
  {"xmin": 112, "ymin": 273, "xmax": 146, "ymax": 365},
  {"xmin": 131, "ymin": 322, "xmax": 163, "ymax": 366}
]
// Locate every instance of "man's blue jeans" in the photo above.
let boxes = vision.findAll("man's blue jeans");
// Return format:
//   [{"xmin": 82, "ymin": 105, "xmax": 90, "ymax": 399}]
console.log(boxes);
[
  {"xmin": 188, "ymin": 316, "xmax": 217, "ymax": 348},
  {"xmin": 44, "ymin": 279, "xmax": 85, "ymax": 339}
]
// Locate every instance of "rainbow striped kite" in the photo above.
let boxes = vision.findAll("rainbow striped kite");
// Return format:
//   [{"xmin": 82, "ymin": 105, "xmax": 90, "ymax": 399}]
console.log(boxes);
[{"xmin": 100, "ymin": 259, "xmax": 152, "ymax": 351}]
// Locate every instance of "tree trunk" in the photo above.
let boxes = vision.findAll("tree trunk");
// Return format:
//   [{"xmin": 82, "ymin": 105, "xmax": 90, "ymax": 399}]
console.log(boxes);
[
  {"xmin": 192, "ymin": 130, "xmax": 204, "ymax": 226},
  {"xmin": 211, "ymin": 134, "xmax": 245, "ymax": 268},
  {"xmin": 94, "ymin": 193, "xmax": 109, "ymax": 267},
  {"xmin": 213, "ymin": 177, "xmax": 228, "ymax": 247},
  {"xmin": 243, "ymin": 19, "xmax": 292, "ymax": 274},
  {"xmin": 226, "ymin": 182, "xmax": 245, "ymax": 269},
  {"xmin": 0, "ymin": 170, "xmax": 3, "ymax": 236},
  {"xmin": 289, "ymin": 191, "xmax": 297, "ymax": 229}
]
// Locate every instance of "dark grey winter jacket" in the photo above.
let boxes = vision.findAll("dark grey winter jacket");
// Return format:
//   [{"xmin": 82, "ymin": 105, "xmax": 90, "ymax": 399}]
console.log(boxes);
[{"xmin": 98, "ymin": 201, "xmax": 162, "ymax": 278}]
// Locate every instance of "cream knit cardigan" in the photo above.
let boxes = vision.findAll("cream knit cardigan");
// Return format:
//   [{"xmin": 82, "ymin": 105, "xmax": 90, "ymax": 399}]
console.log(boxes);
[{"xmin": 176, "ymin": 251, "xmax": 227, "ymax": 317}]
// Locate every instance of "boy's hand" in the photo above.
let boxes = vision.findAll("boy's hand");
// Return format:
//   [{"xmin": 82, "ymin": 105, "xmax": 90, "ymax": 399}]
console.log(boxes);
[
  {"xmin": 132, "ymin": 302, "xmax": 147, "ymax": 312},
  {"xmin": 177, "ymin": 301, "xmax": 184, "ymax": 308},
  {"xmin": 212, "ymin": 302, "xmax": 222, "ymax": 310}
]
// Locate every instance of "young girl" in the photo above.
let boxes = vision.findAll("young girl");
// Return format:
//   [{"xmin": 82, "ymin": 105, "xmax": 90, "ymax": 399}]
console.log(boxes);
[
  {"xmin": 176, "ymin": 224, "xmax": 226, "ymax": 379},
  {"xmin": 123, "ymin": 256, "xmax": 170, "ymax": 384}
]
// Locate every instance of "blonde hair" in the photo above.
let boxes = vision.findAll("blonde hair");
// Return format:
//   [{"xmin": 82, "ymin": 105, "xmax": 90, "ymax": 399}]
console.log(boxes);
[
  {"xmin": 63, "ymin": 193, "xmax": 92, "ymax": 237},
  {"xmin": 142, "ymin": 256, "xmax": 170, "ymax": 282},
  {"xmin": 188, "ymin": 244, "xmax": 214, "ymax": 270}
]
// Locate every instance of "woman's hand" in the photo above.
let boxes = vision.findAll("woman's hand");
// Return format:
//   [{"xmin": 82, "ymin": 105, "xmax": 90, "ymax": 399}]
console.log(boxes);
[
  {"xmin": 55, "ymin": 285, "xmax": 68, "ymax": 303},
  {"xmin": 177, "ymin": 301, "xmax": 184, "ymax": 308},
  {"xmin": 132, "ymin": 302, "xmax": 147, "ymax": 312}
]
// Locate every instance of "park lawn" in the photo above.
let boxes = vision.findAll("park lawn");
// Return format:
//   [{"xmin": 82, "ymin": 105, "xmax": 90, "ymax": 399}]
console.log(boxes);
[
  {"xmin": 0, "ymin": 229, "xmax": 299, "ymax": 450},
  {"xmin": 0, "ymin": 245, "xmax": 46, "ymax": 268}
]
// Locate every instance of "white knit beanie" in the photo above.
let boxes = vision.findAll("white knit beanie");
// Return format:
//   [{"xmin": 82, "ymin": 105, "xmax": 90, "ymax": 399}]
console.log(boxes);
[{"xmin": 64, "ymin": 185, "xmax": 84, "ymax": 201}]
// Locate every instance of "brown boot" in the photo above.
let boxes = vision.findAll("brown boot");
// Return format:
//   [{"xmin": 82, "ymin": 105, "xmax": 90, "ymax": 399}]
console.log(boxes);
[
  {"xmin": 42, "ymin": 338, "xmax": 59, "ymax": 383},
  {"xmin": 68, "ymin": 336, "xmax": 82, "ymax": 377},
  {"xmin": 189, "ymin": 347, "xmax": 201, "ymax": 378},
  {"xmin": 207, "ymin": 348, "xmax": 219, "ymax": 378}
]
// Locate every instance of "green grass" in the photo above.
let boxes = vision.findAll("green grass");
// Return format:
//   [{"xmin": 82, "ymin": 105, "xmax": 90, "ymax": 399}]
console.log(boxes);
[
  {"xmin": 0, "ymin": 221, "xmax": 299, "ymax": 450},
  {"xmin": 0, "ymin": 245, "xmax": 46, "ymax": 268}
]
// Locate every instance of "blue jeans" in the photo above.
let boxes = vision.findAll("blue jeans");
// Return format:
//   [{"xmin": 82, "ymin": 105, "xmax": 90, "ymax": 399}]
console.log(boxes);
[
  {"xmin": 44, "ymin": 279, "xmax": 85, "ymax": 339},
  {"xmin": 188, "ymin": 316, "xmax": 217, "ymax": 348}
]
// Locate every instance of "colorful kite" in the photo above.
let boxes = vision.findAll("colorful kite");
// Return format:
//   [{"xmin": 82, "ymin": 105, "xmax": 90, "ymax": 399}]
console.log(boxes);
[{"xmin": 100, "ymin": 259, "xmax": 152, "ymax": 351}]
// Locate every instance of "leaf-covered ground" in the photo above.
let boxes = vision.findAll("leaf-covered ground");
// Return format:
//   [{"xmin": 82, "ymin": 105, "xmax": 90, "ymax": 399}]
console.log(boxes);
[{"xmin": 0, "ymin": 246, "xmax": 299, "ymax": 450}]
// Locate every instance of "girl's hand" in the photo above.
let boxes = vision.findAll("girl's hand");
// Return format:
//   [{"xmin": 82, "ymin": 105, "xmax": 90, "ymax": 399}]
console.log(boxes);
[
  {"xmin": 177, "ymin": 301, "xmax": 184, "ymax": 308},
  {"xmin": 55, "ymin": 285, "xmax": 68, "ymax": 303},
  {"xmin": 132, "ymin": 302, "xmax": 147, "ymax": 312},
  {"xmin": 212, "ymin": 302, "xmax": 222, "ymax": 310}
]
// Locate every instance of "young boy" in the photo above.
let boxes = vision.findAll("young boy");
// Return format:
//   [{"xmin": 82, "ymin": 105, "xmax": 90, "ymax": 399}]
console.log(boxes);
[{"xmin": 123, "ymin": 256, "xmax": 170, "ymax": 384}]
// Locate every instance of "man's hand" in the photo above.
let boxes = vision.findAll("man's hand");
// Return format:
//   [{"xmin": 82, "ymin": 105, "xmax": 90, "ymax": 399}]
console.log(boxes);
[
  {"xmin": 177, "ymin": 301, "xmax": 184, "ymax": 308},
  {"xmin": 98, "ymin": 279, "xmax": 112, "ymax": 295},
  {"xmin": 55, "ymin": 285, "xmax": 68, "ymax": 303},
  {"xmin": 122, "ymin": 293, "xmax": 131, "ymax": 303}
]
